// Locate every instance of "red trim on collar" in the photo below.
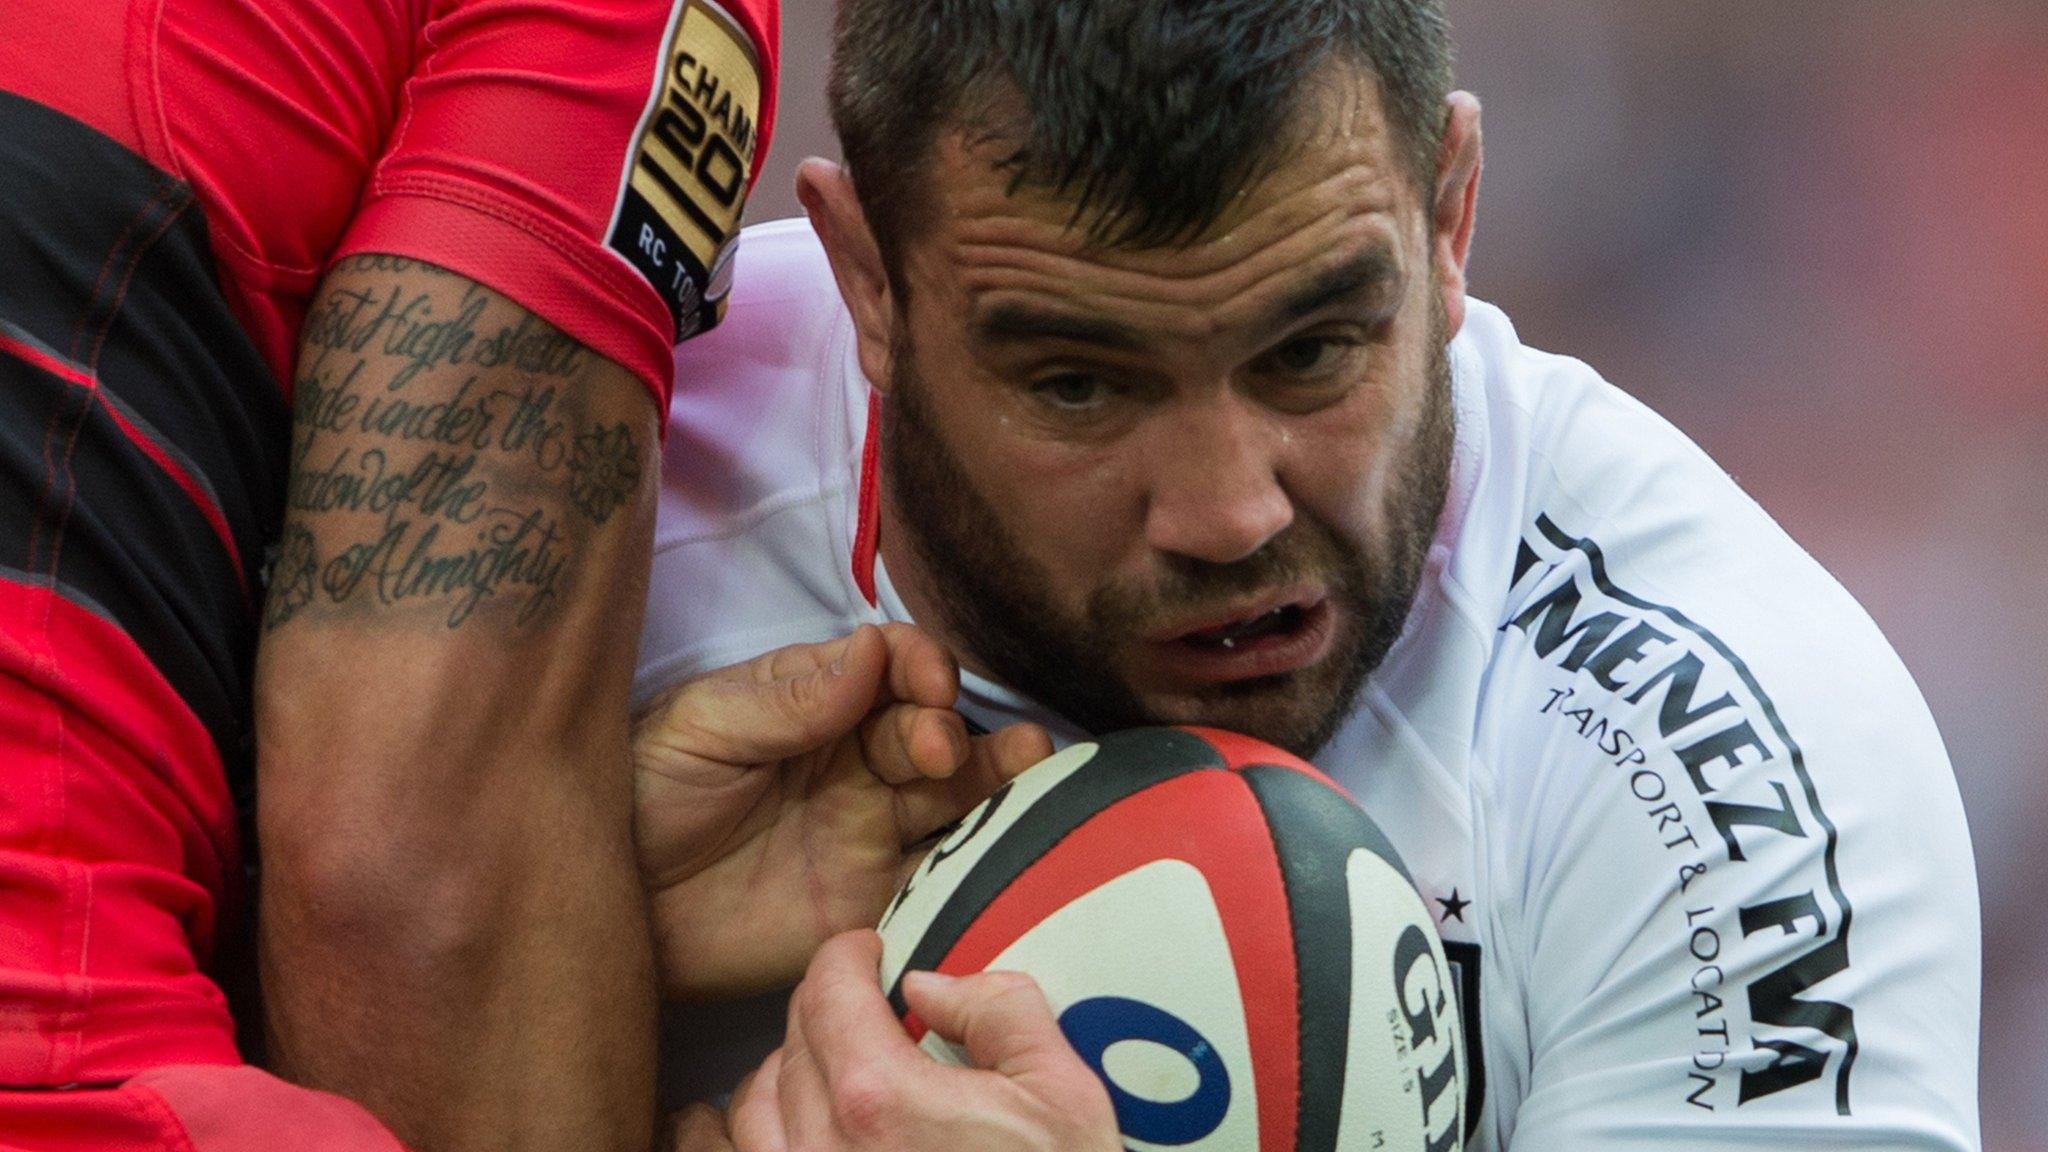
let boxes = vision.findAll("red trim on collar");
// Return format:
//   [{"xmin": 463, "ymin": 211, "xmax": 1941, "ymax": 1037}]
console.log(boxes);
[{"xmin": 852, "ymin": 389, "xmax": 882, "ymax": 607}]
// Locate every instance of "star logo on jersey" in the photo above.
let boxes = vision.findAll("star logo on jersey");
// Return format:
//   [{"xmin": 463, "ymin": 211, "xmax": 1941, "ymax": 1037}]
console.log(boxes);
[{"xmin": 1436, "ymin": 889, "xmax": 1470, "ymax": 923}]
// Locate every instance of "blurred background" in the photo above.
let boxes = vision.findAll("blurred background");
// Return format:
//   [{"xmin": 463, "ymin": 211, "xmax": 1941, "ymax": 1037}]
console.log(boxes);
[{"xmin": 747, "ymin": 1, "xmax": 2047, "ymax": 1144}]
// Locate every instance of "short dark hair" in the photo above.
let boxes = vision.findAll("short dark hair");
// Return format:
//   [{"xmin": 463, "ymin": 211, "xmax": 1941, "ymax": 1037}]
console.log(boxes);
[{"xmin": 828, "ymin": 0, "xmax": 1454, "ymax": 271}]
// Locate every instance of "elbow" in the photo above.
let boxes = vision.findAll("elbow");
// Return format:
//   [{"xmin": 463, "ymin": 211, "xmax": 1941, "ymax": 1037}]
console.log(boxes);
[
  {"xmin": 257, "ymin": 762, "xmax": 533, "ymax": 974},
  {"xmin": 261, "ymin": 802, "xmax": 505, "ymax": 972},
  {"xmin": 253, "ymin": 723, "xmax": 632, "ymax": 977}
]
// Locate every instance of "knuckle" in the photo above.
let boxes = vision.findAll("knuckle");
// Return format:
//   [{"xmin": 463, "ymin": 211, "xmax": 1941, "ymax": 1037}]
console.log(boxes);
[
  {"xmin": 790, "ymin": 970, "xmax": 831, "ymax": 1019},
  {"xmin": 776, "ymin": 670, "xmax": 831, "ymax": 731},
  {"xmin": 829, "ymin": 1070, "xmax": 901, "ymax": 1142},
  {"xmin": 981, "ymin": 969, "xmax": 1044, "ymax": 1003}
]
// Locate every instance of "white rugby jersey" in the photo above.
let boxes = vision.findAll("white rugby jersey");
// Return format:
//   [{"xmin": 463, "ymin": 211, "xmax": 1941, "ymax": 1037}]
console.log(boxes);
[{"xmin": 639, "ymin": 218, "xmax": 1981, "ymax": 1151}]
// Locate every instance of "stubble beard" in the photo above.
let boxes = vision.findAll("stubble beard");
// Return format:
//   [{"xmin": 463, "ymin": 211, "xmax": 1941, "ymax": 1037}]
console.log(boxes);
[{"xmin": 881, "ymin": 308, "xmax": 1455, "ymax": 759}]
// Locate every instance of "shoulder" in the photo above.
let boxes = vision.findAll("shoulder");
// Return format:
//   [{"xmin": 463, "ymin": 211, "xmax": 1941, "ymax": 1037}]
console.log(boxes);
[
  {"xmin": 1446, "ymin": 304, "xmax": 1978, "ymax": 1138},
  {"xmin": 692, "ymin": 216, "xmax": 847, "ymax": 359},
  {"xmin": 1459, "ymin": 300, "xmax": 1956, "ymax": 829},
  {"xmin": 664, "ymin": 216, "xmax": 854, "ymax": 524},
  {"xmin": 637, "ymin": 218, "xmax": 874, "ymax": 707},
  {"xmin": 1446, "ymin": 300, "xmax": 1946, "ymax": 799}
]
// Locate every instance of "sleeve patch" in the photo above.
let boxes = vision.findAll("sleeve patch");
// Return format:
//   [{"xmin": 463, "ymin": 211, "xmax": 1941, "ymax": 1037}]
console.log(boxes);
[{"xmin": 605, "ymin": 0, "xmax": 763, "ymax": 345}]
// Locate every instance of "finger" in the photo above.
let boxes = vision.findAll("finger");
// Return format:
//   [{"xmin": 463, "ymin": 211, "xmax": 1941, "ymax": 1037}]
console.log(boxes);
[
  {"xmin": 900, "ymin": 967, "xmax": 1079, "ymax": 1081},
  {"xmin": 891, "ymin": 746, "xmax": 1006, "ymax": 847},
  {"xmin": 668, "ymin": 1104, "xmax": 734, "ymax": 1152},
  {"xmin": 891, "ymin": 722, "xmax": 1055, "ymax": 844},
  {"xmin": 728, "ymin": 1049, "xmax": 790, "ymax": 1152},
  {"xmin": 987, "ymin": 722, "xmax": 1057, "ymax": 782},
  {"xmin": 739, "ymin": 622, "xmax": 882, "ymax": 688},
  {"xmin": 793, "ymin": 930, "xmax": 929, "ymax": 1090},
  {"xmin": 776, "ymin": 998, "xmax": 843, "ymax": 1151},
  {"xmin": 873, "ymin": 622, "xmax": 960, "ymax": 710},
  {"xmin": 644, "ymin": 629, "xmax": 888, "ymax": 766},
  {"xmin": 861, "ymin": 702, "xmax": 968, "ymax": 786}
]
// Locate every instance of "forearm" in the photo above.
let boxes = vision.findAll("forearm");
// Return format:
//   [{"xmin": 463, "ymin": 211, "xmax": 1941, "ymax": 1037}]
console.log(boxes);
[
  {"xmin": 259, "ymin": 687, "xmax": 656, "ymax": 1152},
  {"xmin": 255, "ymin": 255, "xmax": 659, "ymax": 1152}
]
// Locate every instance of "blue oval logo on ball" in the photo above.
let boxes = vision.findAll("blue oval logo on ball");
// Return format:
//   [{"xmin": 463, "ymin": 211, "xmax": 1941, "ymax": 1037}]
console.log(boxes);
[{"xmin": 1059, "ymin": 996, "xmax": 1230, "ymax": 1146}]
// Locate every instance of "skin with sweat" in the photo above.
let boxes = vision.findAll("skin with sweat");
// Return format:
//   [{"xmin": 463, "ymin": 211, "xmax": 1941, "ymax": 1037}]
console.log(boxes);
[{"xmin": 802, "ymin": 74, "xmax": 1483, "ymax": 758}]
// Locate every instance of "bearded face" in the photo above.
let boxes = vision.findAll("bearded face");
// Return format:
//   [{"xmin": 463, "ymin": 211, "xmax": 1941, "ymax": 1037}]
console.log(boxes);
[
  {"xmin": 834, "ymin": 70, "xmax": 1470, "ymax": 758},
  {"xmin": 882, "ymin": 303, "xmax": 1452, "ymax": 757}
]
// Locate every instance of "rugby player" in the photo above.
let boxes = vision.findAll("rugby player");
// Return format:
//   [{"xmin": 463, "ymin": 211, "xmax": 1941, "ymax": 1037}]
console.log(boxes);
[
  {"xmin": 636, "ymin": 1, "xmax": 1983, "ymax": 1149},
  {"xmin": 0, "ymin": 3, "xmax": 935, "ymax": 1149}
]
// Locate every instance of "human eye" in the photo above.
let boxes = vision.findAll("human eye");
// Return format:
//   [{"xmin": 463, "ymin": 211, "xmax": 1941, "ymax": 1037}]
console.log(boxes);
[
  {"xmin": 1258, "ymin": 334, "xmax": 1360, "ymax": 379},
  {"xmin": 1029, "ymin": 370, "xmax": 1114, "ymax": 412}
]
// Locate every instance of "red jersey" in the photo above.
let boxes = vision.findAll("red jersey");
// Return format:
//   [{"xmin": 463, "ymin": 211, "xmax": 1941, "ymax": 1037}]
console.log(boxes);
[
  {"xmin": 0, "ymin": 0, "xmax": 779, "ymax": 1092},
  {"xmin": 2, "ymin": 0, "xmax": 778, "ymax": 414}
]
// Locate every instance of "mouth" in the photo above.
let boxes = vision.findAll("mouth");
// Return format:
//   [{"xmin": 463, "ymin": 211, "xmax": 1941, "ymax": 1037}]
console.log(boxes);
[
  {"xmin": 1140, "ymin": 593, "xmax": 1337, "ymax": 687},
  {"xmin": 1179, "ymin": 602, "xmax": 1311, "ymax": 649}
]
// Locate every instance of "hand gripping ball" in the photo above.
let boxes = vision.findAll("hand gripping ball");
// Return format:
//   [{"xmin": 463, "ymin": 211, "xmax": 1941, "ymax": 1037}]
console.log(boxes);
[{"xmin": 876, "ymin": 727, "xmax": 1466, "ymax": 1152}]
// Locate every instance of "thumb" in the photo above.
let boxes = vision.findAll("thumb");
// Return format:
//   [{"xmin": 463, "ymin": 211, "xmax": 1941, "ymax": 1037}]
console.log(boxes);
[
  {"xmin": 900, "ymin": 968, "xmax": 1076, "ymax": 1080},
  {"xmin": 642, "ymin": 627, "xmax": 890, "ymax": 767}
]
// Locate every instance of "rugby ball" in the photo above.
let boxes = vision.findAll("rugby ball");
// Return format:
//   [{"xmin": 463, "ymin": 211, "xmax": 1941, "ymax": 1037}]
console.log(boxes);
[{"xmin": 876, "ymin": 727, "xmax": 1464, "ymax": 1152}]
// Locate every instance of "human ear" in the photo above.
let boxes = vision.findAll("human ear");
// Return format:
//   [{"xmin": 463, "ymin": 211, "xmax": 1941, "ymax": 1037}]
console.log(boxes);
[
  {"xmin": 797, "ymin": 157, "xmax": 899, "ymax": 390},
  {"xmin": 1430, "ymin": 91, "xmax": 1484, "ymax": 338}
]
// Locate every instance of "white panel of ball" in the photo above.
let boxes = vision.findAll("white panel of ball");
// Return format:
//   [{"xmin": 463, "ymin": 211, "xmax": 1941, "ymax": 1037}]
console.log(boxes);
[
  {"xmin": 973, "ymin": 859, "xmax": 1260, "ymax": 1152},
  {"xmin": 877, "ymin": 741, "xmax": 1101, "ymax": 991},
  {"xmin": 1337, "ymin": 848, "xmax": 1465, "ymax": 1152}
]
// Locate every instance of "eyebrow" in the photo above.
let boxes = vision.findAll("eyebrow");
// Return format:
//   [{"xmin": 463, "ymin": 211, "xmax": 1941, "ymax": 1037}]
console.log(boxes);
[
  {"xmin": 1273, "ymin": 247, "xmax": 1404, "ymax": 325},
  {"xmin": 973, "ymin": 305, "xmax": 1152, "ymax": 352},
  {"xmin": 969, "ymin": 245, "xmax": 1405, "ymax": 352}
]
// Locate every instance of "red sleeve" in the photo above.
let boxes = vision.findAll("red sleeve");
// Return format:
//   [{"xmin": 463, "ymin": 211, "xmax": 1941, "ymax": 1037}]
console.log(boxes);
[{"xmin": 334, "ymin": 0, "xmax": 781, "ymax": 417}]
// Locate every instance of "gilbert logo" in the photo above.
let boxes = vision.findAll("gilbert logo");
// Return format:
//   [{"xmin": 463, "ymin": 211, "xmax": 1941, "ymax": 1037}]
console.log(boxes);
[
  {"xmin": 1393, "ymin": 923, "xmax": 1462, "ymax": 1151},
  {"xmin": 607, "ymin": 0, "xmax": 763, "ymax": 342}
]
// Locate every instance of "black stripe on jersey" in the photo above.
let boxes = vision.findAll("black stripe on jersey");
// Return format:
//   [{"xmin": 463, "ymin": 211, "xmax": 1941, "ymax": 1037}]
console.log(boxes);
[
  {"xmin": 0, "ymin": 326, "xmax": 249, "ymax": 774},
  {"xmin": 1532, "ymin": 513, "xmax": 1858, "ymax": 1114},
  {"xmin": 0, "ymin": 89, "xmax": 292, "ymax": 797},
  {"xmin": 0, "ymin": 563, "xmax": 121, "ymax": 628}
]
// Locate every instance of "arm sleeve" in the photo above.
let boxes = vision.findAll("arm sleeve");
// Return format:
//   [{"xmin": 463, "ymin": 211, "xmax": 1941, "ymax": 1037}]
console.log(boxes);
[
  {"xmin": 334, "ymin": 0, "xmax": 780, "ymax": 416},
  {"xmin": 1490, "ymin": 522, "xmax": 1981, "ymax": 1151}
]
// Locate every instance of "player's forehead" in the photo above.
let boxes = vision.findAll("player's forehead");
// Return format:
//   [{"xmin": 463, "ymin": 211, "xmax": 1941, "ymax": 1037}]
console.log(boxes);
[{"xmin": 903, "ymin": 71, "xmax": 1423, "ymax": 340}]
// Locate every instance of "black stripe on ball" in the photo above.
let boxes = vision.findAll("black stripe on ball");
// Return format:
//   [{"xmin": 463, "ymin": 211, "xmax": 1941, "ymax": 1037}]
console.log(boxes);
[{"xmin": 1242, "ymin": 764, "xmax": 1417, "ymax": 1152}]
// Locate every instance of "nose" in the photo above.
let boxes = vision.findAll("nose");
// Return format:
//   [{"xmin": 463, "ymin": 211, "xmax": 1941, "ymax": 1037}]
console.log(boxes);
[{"xmin": 1141, "ymin": 397, "xmax": 1293, "ymax": 565}]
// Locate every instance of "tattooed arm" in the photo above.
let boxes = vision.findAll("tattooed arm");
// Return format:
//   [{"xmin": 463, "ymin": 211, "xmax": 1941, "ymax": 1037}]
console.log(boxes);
[{"xmin": 255, "ymin": 255, "xmax": 658, "ymax": 1152}]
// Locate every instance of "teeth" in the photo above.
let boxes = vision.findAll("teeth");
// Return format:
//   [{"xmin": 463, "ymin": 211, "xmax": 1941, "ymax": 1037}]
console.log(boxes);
[{"xmin": 1183, "ymin": 604, "xmax": 1303, "ymax": 650}]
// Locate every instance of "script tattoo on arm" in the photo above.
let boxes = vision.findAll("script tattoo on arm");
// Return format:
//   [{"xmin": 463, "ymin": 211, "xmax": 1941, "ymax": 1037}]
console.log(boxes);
[
  {"xmin": 265, "ymin": 255, "xmax": 645, "ymax": 632},
  {"xmin": 254, "ymin": 253, "xmax": 661, "ymax": 1152}
]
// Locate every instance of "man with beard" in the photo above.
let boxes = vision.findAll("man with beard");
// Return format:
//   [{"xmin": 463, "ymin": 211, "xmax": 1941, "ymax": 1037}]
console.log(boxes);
[{"xmin": 635, "ymin": 0, "xmax": 1980, "ymax": 1148}]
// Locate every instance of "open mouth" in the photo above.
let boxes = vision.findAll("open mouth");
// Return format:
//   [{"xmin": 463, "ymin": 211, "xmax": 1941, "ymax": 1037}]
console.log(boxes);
[
  {"xmin": 1178, "ymin": 603, "xmax": 1311, "ymax": 651},
  {"xmin": 1142, "ymin": 596, "xmax": 1337, "ymax": 687}
]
